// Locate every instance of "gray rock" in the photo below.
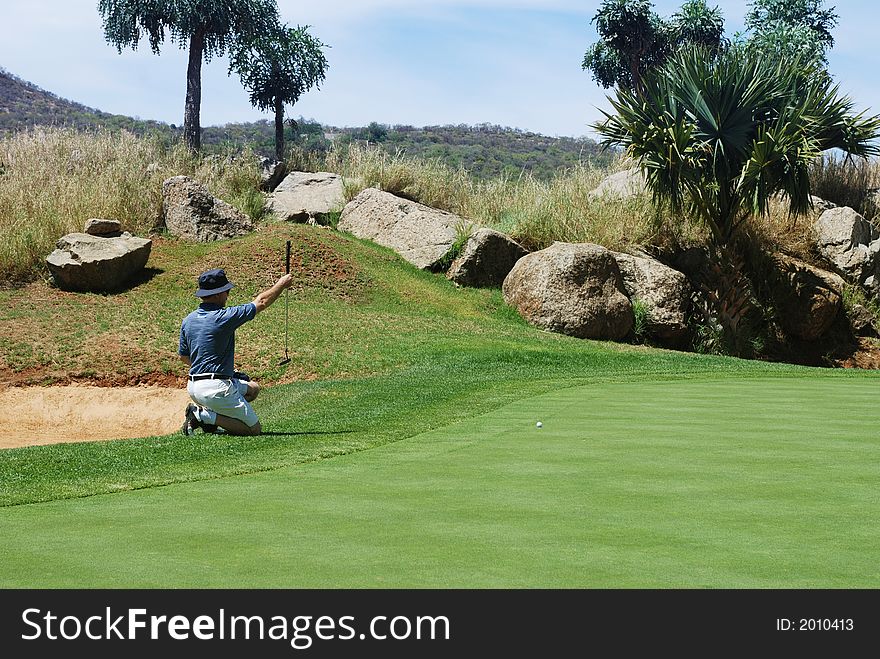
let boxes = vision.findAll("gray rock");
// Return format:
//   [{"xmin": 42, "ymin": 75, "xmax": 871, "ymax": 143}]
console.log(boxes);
[
  {"xmin": 848, "ymin": 303, "xmax": 878, "ymax": 338},
  {"xmin": 338, "ymin": 188, "xmax": 471, "ymax": 270},
  {"xmin": 259, "ymin": 157, "xmax": 288, "ymax": 192},
  {"xmin": 770, "ymin": 253, "xmax": 844, "ymax": 341},
  {"xmin": 611, "ymin": 251, "xmax": 690, "ymax": 341},
  {"xmin": 502, "ymin": 242, "xmax": 633, "ymax": 340},
  {"xmin": 161, "ymin": 175, "xmax": 253, "ymax": 242},
  {"xmin": 83, "ymin": 218, "xmax": 122, "ymax": 237},
  {"xmin": 588, "ymin": 167, "xmax": 646, "ymax": 199},
  {"xmin": 810, "ymin": 195, "xmax": 837, "ymax": 214},
  {"xmin": 268, "ymin": 171, "xmax": 344, "ymax": 223},
  {"xmin": 447, "ymin": 228, "xmax": 528, "ymax": 288},
  {"xmin": 814, "ymin": 206, "xmax": 880, "ymax": 283},
  {"xmin": 46, "ymin": 233, "xmax": 152, "ymax": 293}
]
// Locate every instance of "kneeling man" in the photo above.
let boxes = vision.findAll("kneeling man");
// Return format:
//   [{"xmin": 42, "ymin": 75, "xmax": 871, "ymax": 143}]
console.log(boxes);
[{"xmin": 179, "ymin": 268, "xmax": 292, "ymax": 435}]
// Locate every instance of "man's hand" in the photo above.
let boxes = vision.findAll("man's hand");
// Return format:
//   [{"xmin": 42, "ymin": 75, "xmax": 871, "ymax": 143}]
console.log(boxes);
[{"xmin": 253, "ymin": 274, "xmax": 294, "ymax": 313}]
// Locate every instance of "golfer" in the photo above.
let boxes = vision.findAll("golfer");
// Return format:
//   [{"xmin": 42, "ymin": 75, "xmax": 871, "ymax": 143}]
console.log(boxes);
[{"xmin": 179, "ymin": 268, "xmax": 293, "ymax": 436}]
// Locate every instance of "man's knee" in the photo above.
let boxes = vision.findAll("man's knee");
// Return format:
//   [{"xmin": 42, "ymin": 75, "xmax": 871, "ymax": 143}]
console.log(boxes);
[
  {"xmin": 245, "ymin": 420, "xmax": 262, "ymax": 435},
  {"xmin": 245, "ymin": 381, "xmax": 261, "ymax": 402}
]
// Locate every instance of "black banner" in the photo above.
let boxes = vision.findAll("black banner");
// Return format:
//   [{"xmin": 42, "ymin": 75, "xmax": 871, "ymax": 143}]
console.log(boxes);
[{"xmin": 0, "ymin": 589, "xmax": 876, "ymax": 656}]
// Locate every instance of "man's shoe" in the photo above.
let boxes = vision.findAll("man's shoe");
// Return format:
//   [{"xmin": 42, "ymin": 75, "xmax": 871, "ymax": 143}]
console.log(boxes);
[{"xmin": 181, "ymin": 403, "xmax": 202, "ymax": 436}]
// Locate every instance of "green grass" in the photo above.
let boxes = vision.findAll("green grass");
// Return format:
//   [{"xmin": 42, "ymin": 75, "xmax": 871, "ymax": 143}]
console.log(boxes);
[
  {"xmin": 0, "ymin": 222, "xmax": 798, "ymax": 507},
  {"xmin": 1, "ymin": 375, "xmax": 877, "ymax": 587},
  {"xmin": 0, "ymin": 331, "xmax": 777, "ymax": 507},
  {"xmin": 1, "ymin": 218, "xmax": 878, "ymax": 587}
]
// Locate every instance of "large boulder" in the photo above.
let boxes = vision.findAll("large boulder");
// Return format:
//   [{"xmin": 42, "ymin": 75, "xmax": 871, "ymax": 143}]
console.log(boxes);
[
  {"xmin": 502, "ymin": 242, "xmax": 633, "ymax": 340},
  {"xmin": 268, "ymin": 171, "xmax": 345, "ymax": 223},
  {"xmin": 338, "ymin": 188, "xmax": 471, "ymax": 270},
  {"xmin": 814, "ymin": 206, "xmax": 880, "ymax": 284},
  {"xmin": 259, "ymin": 157, "xmax": 287, "ymax": 192},
  {"xmin": 161, "ymin": 175, "xmax": 253, "ymax": 242},
  {"xmin": 611, "ymin": 251, "xmax": 690, "ymax": 342},
  {"xmin": 588, "ymin": 167, "xmax": 646, "ymax": 199},
  {"xmin": 769, "ymin": 253, "xmax": 844, "ymax": 341},
  {"xmin": 46, "ymin": 232, "xmax": 152, "ymax": 293},
  {"xmin": 447, "ymin": 228, "xmax": 528, "ymax": 288}
]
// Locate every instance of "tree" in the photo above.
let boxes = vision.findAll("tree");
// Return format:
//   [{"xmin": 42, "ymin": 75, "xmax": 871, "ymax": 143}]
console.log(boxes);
[
  {"xmin": 583, "ymin": 0, "xmax": 665, "ymax": 92},
  {"xmin": 593, "ymin": 45, "xmax": 880, "ymax": 244},
  {"xmin": 583, "ymin": 0, "xmax": 724, "ymax": 91},
  {"xmin": 671, "ymin": 0, "xmax": 725, "ymax": 52},
  {"xmin": 98, "ymin": 0, "xmax": 279, "ymax": 151},
  {"xmin": 743, "ymin": 0, "xmax": 838, "ymax": 66},
  {"xmin": 229, "ymin": 24, "xmax": 328, "ymax": 160}
]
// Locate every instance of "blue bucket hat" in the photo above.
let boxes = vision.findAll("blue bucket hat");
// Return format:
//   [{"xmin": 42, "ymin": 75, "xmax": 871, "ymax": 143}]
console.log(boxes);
[{"xmin": 195, "ymin": 268, "xmax": 235, "ymax": 297}]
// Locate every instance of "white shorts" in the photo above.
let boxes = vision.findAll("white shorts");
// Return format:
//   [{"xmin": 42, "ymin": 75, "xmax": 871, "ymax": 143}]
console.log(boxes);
[{"xmin": 187, "ymin": 377, "xmax": 259, "ymax": 427}]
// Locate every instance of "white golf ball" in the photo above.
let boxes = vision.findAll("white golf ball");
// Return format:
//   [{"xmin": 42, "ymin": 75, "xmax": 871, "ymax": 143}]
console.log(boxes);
[{"xmin": 536, "ymin": 421, "xmax": 543, "ymax": 428}]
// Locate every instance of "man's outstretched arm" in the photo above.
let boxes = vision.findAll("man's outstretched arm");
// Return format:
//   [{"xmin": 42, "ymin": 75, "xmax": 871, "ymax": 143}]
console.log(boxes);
[{"xmin": 253, "ymin": 274, "xmax": 294, "ymax": 314}]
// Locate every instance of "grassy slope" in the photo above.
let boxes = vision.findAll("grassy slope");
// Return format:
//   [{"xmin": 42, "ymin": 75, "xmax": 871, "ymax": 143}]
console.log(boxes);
[
  {"xmin": 0, "ymin": 222, "xmax": 819, "ymax": 507},
  {"xmin": 2, "ymin": 223, "xmax": 879, "ymax": 587}
]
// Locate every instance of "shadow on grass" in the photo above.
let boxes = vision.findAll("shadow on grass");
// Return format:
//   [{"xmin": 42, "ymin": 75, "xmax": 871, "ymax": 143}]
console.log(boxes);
[
  {"xmin": 119, "ymin": 267, "xmax": 164, "ymax": 292},
  {"xmin": 261, "ymin": 431, "xmax": 357, "ymax": 438}
]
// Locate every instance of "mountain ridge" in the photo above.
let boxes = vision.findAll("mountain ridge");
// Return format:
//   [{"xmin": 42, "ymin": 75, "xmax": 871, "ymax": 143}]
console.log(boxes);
[{"xmin": 0, "ymin": 67, "xmax": 611, "ymax": 180}]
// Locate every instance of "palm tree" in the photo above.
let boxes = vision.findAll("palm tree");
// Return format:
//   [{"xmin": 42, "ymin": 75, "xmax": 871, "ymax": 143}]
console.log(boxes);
[
  {"xmin": 99, "ymin": 0, "xmax": 279, "ymax": 151},
  {"xmin": 594, "ymin": 45, "xmax": 880, "ymax": 244},
  {"xmin": 230, "ymin": 24, "xmax": 329, "ymax": 161}
]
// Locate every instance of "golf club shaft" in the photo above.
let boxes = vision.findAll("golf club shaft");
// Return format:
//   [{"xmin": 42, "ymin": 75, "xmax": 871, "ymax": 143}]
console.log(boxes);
[{"xmin": 284, "ymin": 240, "xmax": 291, "ymax": 359}]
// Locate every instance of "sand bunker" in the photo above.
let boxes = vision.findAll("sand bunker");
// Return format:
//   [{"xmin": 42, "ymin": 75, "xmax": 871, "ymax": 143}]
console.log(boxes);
[{"xmin": 0, "ymin": 386, "xmax": 191, "ymax": 449}]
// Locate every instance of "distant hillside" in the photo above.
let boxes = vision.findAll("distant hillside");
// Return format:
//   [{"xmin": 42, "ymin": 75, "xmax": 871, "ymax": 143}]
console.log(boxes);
[
  {"xmin": 208, "ymin": 120, "xmax": 614, "ymax": 181},
  {"xmin": 0, "ymin": 68, "xmax": 612, "ymax": 180},
  {"xmin": 0, "ymin": 68, "xmax": 173, "ymax": 137},
  {"xmin": 334, "ymin": 123, "xmax": 613, "ymax": 180}
]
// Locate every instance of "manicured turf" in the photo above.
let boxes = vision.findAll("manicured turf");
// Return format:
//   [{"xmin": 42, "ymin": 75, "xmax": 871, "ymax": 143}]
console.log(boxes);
[{"xmin": 1, "ymin": 375, "xmax": 877, "ymax": 588}]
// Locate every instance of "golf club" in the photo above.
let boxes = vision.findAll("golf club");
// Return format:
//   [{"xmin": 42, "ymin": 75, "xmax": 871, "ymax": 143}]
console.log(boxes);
[{"xmin": 278, "ymin": 239, "xmax": 291, "ymax": 366}]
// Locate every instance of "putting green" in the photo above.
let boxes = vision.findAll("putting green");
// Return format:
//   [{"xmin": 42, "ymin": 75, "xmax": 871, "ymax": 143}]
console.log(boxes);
[{"xmin": 1, "ymin": 376, "xmax": 878, "ymax": 587}]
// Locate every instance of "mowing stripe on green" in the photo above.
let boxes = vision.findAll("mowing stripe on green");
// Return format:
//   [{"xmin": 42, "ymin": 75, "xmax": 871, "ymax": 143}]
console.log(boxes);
[{"xmin": 0, "ymin": 377, "xmax": 877, "ymax": 588}]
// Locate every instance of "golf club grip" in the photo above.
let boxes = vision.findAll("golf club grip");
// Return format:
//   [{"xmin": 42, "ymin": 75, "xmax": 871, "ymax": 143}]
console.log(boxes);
[{"xmin": 285, "ymin": 240, "xmax": 291, "ymax": 274}]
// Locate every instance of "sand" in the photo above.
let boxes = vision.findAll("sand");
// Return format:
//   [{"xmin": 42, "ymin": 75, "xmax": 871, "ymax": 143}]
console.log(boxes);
[{"xmin": 0, "ymin": 385, "xmax": 191, "ymax": 449}]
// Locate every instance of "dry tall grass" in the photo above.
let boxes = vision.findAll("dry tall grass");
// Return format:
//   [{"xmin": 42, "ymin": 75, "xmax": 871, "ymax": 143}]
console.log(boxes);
[
  {"xmin": 0, "ymin": 128, "xmax": 264, "ymax": 282},
  {"xmin": 320, "ymin": 143, "xmax": 705, "ymax": 251},
  {"xmin": 4, "ymin": 129, "xmax": 869, "ymax": 286},
  {"xmin": 809, "ymin": 153, "xmax": 880, "ymax": 219}
]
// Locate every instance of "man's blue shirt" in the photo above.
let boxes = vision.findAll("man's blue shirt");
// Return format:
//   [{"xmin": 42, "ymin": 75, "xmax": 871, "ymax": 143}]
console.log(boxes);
[{"xmin": 179, "ymin": 302, "xmax": 257, "ymax": 376}]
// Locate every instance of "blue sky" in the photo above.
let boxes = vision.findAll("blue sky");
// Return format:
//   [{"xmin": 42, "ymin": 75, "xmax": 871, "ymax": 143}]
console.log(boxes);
[{"xmin": 0, "ymin": 1, "xmax": 877, "ymax": 138}]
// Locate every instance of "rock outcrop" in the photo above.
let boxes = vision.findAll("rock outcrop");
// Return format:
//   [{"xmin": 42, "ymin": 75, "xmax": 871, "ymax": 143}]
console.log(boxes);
[
  {"xmin": 611, "ymin": 251, "xmax": 690, "ymax": 342},
  {"xmin": 268, "ymin": 171, "xmax": 345, "ymax": 223},
  {"xmin": 46, "ymin": 232, "xmax": 152, "ymax": 293},
  {"xmin": 769, "ymin": 253, "xmax": 844, "ymax": 341},
  {"xmin": 814, "ymin": 206, "xmax": 880, "ymax": 285},
  {"xmin": 161, "ymin": 175, "xmax": 253, "ymax": 242},
  {"xmin": 447, "ymin": 228, "xmax": 528, "ymax": 288},
  {"xmin": 259, "ymin": 157, "xmax": 287, "ymax": 192},
  {"xmin": 502, "ymin": 242, "xmax": 633, "ymax": 340},
  {"xmin": 338, "ymin": 188, "xmax": 471, "ymax": 270}
]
